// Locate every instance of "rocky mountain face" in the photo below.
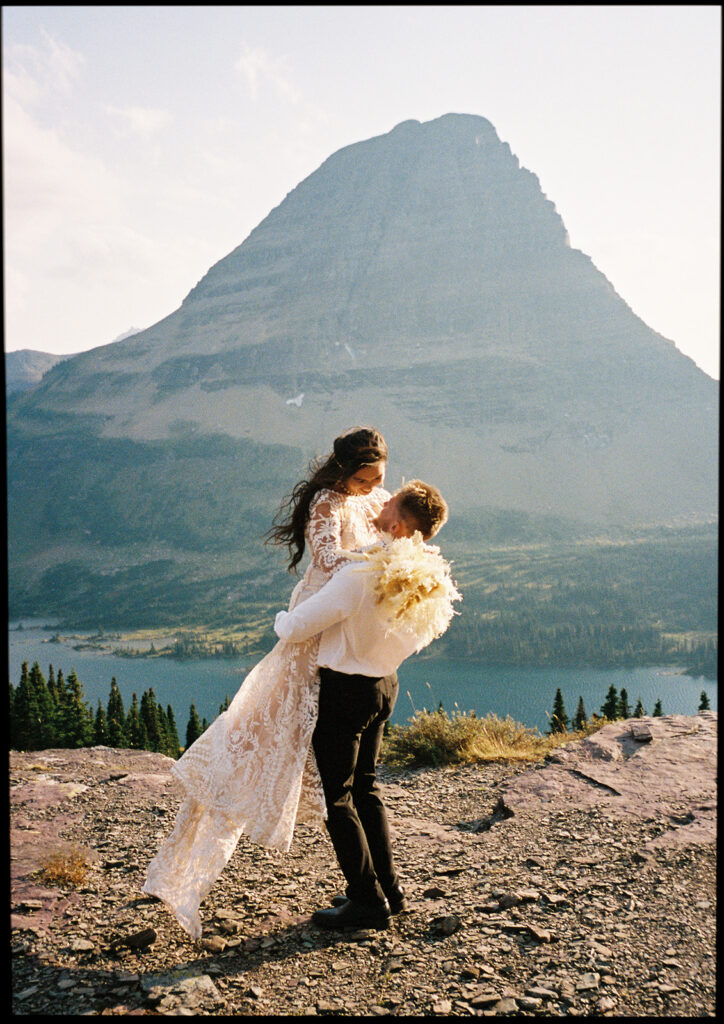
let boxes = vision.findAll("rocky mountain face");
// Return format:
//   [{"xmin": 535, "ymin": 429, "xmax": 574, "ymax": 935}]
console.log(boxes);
[{"xmin": 6, "ymin": 113, "xmax": 718, "ymax": 625}]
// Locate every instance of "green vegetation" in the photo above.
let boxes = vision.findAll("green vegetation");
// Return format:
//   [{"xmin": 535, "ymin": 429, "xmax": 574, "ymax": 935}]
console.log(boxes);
[
  {"xmin": 441, "ymin": 524, "xmax": 717, "ymax": 678},
  {"xmin": 7, "ymin": 661, "xmax": 231, "ymax": 759},
  {"xmin": 11, "ymin": 661, "xmax": 713, "ymax": 772},
  {"xmin": 545, "ymin": 683, "xmax": 673, "ymax": 740},
  {"xmin": 6, "ymin": 406, "xmax": 716, "ymax": 681},
  {"xmin": 6, "ymin": 420, "xmax": 299, "ymax": 630},
  {"xmin": 10, "ymin": 509, "xmax": 715, "ymax": 678},
  {"xmin": 549, "ymin": 687, "xmax": 570, "ymax": 733}
]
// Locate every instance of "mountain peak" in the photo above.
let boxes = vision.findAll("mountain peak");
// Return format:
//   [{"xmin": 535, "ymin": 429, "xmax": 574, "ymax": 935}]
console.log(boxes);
[{"xmin": 7, "ymin": 112, "xmax": 717, "ymax": 576}]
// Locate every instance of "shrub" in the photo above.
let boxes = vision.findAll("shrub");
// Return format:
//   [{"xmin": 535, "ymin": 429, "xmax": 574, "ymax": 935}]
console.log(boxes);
[
  {"xmin": 37, "ymin": 846, "xmax": 90, "ymax": 887},
  {"xmin": 382, "ymin": 708, "xmax": 573, "ymax": 768}
]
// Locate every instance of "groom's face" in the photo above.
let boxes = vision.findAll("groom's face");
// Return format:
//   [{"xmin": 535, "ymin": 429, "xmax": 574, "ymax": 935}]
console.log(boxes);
[{"xmin": 375, "ymin": 495, "xmax": 418, "ymax": 538}]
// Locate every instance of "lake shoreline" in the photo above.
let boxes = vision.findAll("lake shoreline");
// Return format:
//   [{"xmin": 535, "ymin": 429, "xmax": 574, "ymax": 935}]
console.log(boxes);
[
  {"xmin": 13, "ymin": 622, "xmax": 715, "ymax": 680},
  {"xmin": 10, "ymin": 621, "xmax": 716, "ymax": 735}
]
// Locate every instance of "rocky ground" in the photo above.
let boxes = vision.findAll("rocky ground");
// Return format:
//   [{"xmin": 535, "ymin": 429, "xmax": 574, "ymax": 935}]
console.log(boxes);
[{"xmin": 11, "ymin": 712, "xmax": 717, "ymax": 1017}]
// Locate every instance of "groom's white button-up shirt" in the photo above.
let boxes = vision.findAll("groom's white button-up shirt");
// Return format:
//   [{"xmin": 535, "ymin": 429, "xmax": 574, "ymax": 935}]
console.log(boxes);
[{"xmin": 274, "ymin": 560, "xmax": 425, "ymax": 677}]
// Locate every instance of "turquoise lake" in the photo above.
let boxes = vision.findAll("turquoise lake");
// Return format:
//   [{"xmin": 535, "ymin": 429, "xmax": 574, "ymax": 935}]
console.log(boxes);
[{"xmin": 9, "ymin": 622, "xmax": 716, "ymax": 736}]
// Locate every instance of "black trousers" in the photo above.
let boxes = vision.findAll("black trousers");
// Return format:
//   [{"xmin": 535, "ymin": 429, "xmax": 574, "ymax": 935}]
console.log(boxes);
[{"xmin": 312, "ymin": 666, "xmax": 400, "ymax": 908}]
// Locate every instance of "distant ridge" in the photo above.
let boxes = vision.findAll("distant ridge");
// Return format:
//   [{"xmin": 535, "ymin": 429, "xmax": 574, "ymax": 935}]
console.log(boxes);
[
  {"xmin": 4, "ymin": 350, "xmax": 74, "ymax": 395},
  {"xmin": 5, "ymin": 328, "xmax": 140, "ymax": 396}
]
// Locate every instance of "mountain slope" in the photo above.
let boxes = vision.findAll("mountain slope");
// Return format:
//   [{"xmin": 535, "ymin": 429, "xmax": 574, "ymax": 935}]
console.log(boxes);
[{"xmin": 7, "ymin": 113, "xmax": 717, "ymax": 626}]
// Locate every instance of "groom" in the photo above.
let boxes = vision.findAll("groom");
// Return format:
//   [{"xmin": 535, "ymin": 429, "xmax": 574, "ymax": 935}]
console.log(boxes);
[{"xmin": 274, "ymin": 480, "xmax": 452, "ymax": 930}]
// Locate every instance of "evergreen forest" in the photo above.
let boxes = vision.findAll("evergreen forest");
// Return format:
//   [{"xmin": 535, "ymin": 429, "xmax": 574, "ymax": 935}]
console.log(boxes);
[
  {"xmin": 9, "ymin": 660, "xmax": 713, "ymax": 757},
  {"xmin": 8, "ymin": 661, "xmax": 232, "ymax": 758}
]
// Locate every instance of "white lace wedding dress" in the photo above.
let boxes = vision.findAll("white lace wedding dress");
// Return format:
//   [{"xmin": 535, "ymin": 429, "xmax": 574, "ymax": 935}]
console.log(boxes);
[{"xmin": 142, "ymin": 486, "xmax": 389, "ymax": 939}]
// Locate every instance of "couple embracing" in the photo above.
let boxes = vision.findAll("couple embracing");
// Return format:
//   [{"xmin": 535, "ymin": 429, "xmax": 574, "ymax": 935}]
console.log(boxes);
[{"xmin": 143, "ymin": 426, "xmax": 461, "ymax": 939}]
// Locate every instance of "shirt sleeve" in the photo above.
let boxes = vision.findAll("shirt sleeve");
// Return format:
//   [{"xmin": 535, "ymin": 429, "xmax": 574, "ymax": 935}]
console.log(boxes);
[{"xmin": 274, "ymin": 565, "xmax": 366, "ymax": 643}]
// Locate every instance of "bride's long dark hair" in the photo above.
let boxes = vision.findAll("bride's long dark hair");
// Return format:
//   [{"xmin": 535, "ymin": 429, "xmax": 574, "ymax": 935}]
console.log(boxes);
[{"xmin": 266, "ymin": 426, "xmax": 388, "ymax": 573}]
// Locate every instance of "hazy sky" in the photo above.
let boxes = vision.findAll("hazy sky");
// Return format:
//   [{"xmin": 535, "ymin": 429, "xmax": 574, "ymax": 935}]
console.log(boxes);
[{"xmin": 2, "ymin": 5, "xmax": 720, "ymax": 379}]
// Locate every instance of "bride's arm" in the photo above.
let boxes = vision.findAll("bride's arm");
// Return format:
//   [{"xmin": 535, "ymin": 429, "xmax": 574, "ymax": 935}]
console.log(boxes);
[{"xmin": 307, "ymin": 493, "xmax": 352, "ymax": 574}]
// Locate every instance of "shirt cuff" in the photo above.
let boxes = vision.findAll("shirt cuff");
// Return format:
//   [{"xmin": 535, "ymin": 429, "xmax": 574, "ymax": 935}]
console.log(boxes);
[{"xmin": 274, "ymin": 610, "xmax": 291, "ymax": 639}]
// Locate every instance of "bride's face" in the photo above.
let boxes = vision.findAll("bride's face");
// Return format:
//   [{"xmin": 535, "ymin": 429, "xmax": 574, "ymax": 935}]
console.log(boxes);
[{"xmin": 342, "ymin": 461, "xmax": 386, "ymax": 496}]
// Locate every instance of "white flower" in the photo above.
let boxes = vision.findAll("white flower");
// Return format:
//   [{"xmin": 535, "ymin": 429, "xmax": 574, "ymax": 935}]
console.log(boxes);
[{"xmin": 354, "ymin": 533, "xmax": 462, "ymax": 649}]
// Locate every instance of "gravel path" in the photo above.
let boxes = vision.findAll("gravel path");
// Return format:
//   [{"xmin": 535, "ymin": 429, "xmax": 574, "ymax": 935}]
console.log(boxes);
[{"xmin": 11, "ymin": 719, "xmax": 716, "ymax": 1016}]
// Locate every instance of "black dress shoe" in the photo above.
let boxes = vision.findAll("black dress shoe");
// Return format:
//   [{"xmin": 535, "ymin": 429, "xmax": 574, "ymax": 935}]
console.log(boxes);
[
  {"xmin": 331, "ymin": 886, "xmax": 407, "ymax": 914},
  {"xmin": 313, "ymin": 898, "xmax": 391, "ymax": 931}
]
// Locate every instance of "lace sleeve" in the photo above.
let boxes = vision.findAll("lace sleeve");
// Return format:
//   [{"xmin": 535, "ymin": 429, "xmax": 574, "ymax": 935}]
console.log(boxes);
[{"xmin": 307, "ymin": 492, "xmax": 352, "ymax": 574}]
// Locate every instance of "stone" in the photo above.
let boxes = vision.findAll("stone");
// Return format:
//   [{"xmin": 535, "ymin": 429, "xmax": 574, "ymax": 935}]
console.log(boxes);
[
  {"xmin": 629, "ymin": 722, "xmax": 653, "ymax": 743},
  {"xmin": 201, "ymin": 935, "xmax": 226, "ymax": 953},
  {"xmin": 430, "ymin": 914, "xmax": 462, "ymax": 936},
  {"xmin": 112, "ymin": 927, "xmax": 156, "ymax": 950},
  {"xmin": 526, "ymin": 986, "xmax": 558, "ymax": 999},
  {"xmin": 558, "ymin": 981, "xmax": 577, "ymax": 1005},
  {"xmin": 576, "ymin": 972, "xmax": 600, "ymax": 991},
  {"xmin": 518, "ymin": 995, "xmax": 543, "ymax": 1010},
  {"xmin": 469, "ymin": 991, "xmax": 501, "ymax": 1008},
  {"xmin": 70, "ymin": 939, "xmax": 95, "ymax": 952}
]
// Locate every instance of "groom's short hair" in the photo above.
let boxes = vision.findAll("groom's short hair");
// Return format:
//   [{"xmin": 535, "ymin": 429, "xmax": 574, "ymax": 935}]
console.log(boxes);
[{"xmin": 396, "ymin": 480, "xmax": 448, "ymax": 540}]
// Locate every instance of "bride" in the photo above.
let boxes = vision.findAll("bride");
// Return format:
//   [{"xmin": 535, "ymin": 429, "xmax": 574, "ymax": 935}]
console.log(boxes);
[{"xmin": 142, "ymin": 426, "xmax": 390, "ymax": 939}]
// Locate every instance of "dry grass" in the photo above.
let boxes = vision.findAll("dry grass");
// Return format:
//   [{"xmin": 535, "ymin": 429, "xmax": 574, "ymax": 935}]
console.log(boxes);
[
  {"xmin": 381, "ymin": 707, "xmax": 608, "ymax": 768},
  {"xmin": 37, "ymin": 846, "xmax": 90, "ymax": 887}
]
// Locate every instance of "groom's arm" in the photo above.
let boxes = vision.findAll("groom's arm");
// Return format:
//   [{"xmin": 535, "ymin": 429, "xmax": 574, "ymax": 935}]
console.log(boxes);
[{"xmin": 274, "ymin": 564, "xmax": 366, "ymax": 643}]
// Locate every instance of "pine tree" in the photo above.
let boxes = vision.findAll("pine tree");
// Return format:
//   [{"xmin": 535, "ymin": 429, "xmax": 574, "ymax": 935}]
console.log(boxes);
[
  {"xmin": 633, "ymin": 697, "xmax": 646, "ymax": 717},
  {"xmin": 47, "ymin": 664, "xmax": 57, "ymax": 703},
  {"xmin": 218, "ymin": 695, "xmax": 231, "ymax": 716},
  {"xmin": 155, "ymin": 701, "xmax": 172, "ymax": 756},
  {"xmin": 548, "ymin": 688, "xmax": 569, "ymax": 734},
  {"xmin": 165, "ymin": 704, "xmax": 182, "ymax": 760},
  {"xmin": 140, "ymin": 688, "xmax": 165, "ymax": 752},
  {"xmin": 94, "ymin": 700, "xmax": 109, "ymax": 745},
  {"xmin": 52, "ymin": 668, "xmax": 69, "ymax": 745},
  {"xmin": 125, "ymin": 693, "xmax": 148, "ymax": 749},
  {"xmin": 62, "ymin": 670, "xmax": 94, "ymax": 748},
  {"xmin": 46, "ymin": 665, "xmax": 61, "ymax": 745},
  {"xmin": 617, "ymin": 687, "xmax": 631, "ymax": 720},
  {"xmin": 30, "ymin": 661, "xmax": 58, "ymax": 749},
  {"xmin": 106, "ymin": 678, "xmax": 126, "ymax": 748},
  {"xmin": 652, "ymin": 699, "xmax": 663, "ymax": 717},
  {"xmin": 186, "ymin": 704, "xmax": 203, "ymax": 749},
  {"xmin": 698, "ymin": 691, "xmax": 710, "ymax": 711},
  {"xmin": 11, "ymin": 661, "xmax": 41, "ymax": 750},
  {"xmin": 601, "ymin": 684, "xmax": 619, "ymax": 720},
  {"xmin": 572, "ymin": 696, "xmax": 587, "ymax": 731}
]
